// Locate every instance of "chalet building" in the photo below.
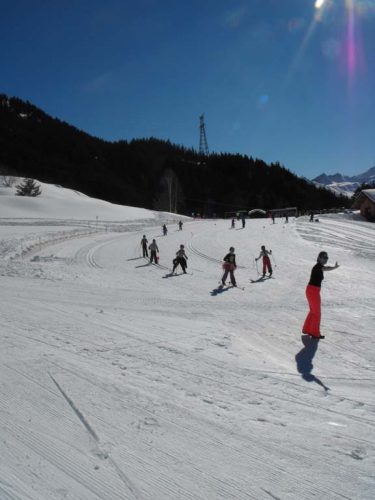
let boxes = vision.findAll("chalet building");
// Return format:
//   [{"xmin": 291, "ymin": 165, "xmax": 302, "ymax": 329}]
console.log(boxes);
[{"xmin": 354, "ymin": 189, "xmax": 375, "ymax": 221}]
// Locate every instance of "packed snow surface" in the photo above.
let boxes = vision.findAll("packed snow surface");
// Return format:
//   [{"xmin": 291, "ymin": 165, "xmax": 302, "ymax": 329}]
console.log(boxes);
[{"xmin": 1, "ymin": 184, "xmax": 375, "ymax": 499}]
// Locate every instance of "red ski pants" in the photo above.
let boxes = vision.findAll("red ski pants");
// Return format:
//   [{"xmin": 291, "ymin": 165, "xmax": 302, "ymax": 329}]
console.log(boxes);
[
  {"xmin": 222, "ymin": 263, "xmax": 236, "ymax": 286},
  {"xmin": 302, "ymin": 285, "xmax": 321, "ymax": 337},
  {"xmin": 262, "ymin": 256, "xmax": 272, "ymax": 275}
]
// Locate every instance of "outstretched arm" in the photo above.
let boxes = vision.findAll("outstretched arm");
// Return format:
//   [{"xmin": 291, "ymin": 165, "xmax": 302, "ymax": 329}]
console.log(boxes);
[{"xmin": 323, "ymin": 262, "xmax": 339, "ymax": 271}]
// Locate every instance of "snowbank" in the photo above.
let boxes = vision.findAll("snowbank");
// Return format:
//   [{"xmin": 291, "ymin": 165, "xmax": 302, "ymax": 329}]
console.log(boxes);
[{"xmin": 0, "ymin": 177, "xmax": 155, "ymax": 221}]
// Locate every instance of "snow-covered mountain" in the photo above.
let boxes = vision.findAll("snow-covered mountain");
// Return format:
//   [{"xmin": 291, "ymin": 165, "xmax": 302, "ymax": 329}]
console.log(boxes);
[{"xmin": 312, "ymin": 166, "xmax": 375, "ymax": 197}]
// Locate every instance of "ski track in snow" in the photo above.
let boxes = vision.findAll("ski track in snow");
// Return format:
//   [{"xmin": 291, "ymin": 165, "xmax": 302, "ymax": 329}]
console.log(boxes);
[{"xmin": 1, "ymin": 214, "xmax": 375, "ymax": 499}]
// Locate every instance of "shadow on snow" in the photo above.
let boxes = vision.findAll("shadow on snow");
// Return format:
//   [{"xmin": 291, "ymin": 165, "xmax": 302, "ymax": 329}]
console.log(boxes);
[
  {"xmin": 295, "ymin": 335, "xmax": 330, "ymax": 391},
  {"xmin": 210, "ymin": 285, "xmax": 233, "ymax": 296},
  {"xmin": 250, "ymin": 276, "xmax": 272, "ymax": 283}
]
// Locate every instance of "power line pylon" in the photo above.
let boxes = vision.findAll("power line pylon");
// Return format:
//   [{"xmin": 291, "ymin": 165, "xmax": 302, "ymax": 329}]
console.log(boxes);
[{"xmin": 199, "ymin": 114, "xmax": 209, "ymax": 156}]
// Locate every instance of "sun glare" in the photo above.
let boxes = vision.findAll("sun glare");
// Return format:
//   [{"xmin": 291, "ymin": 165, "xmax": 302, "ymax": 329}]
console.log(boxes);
[{"xmin": 315, "ymin": 0, "xmax": 326, "ymax": 8}]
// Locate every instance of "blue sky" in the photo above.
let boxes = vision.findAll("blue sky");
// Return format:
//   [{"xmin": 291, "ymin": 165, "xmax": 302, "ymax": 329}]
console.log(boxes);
[{"xmin": 2, "ymin": 0, "xmax": 375, "ymax": 178}]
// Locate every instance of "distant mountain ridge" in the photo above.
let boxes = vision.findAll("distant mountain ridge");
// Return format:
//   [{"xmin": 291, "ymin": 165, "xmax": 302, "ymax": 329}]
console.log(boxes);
[{"xmin": 312, "ymin": 167, "xmax": 375, "ymax": 196}]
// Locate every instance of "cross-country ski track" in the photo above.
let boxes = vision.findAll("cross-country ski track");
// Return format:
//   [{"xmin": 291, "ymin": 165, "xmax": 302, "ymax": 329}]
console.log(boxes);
[{"xmin": 1, "ymin": 211, "xmax": 375, "ymax": 499}]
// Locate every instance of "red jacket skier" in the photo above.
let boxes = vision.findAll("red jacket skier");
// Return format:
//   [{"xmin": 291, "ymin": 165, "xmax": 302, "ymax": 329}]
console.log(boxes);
[{"xmin": 302, "ymin": 251, "xmax": 339, "ymax": 339}]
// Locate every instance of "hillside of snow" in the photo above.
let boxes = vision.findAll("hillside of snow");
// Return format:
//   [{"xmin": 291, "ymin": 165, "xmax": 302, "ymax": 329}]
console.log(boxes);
[
  {"xmin": 1, "ymin": 182, "xmax": 374, "ymax": 499},
  {"xmin": 0, "ymin": 178, "xmax": 156, "ymax": 221}
]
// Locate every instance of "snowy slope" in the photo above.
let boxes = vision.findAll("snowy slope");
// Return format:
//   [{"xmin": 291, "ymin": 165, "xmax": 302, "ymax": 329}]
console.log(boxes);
[
  {"xmin": 0, "ymin": 178, "xmax": 156, "ymax": 221},
  {"xmin": 0, "ymin": 186, "xmax": 375, "ymax": 499}
]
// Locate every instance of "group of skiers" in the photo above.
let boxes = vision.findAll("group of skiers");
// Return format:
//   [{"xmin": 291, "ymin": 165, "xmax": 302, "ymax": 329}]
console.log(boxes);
[
  {"xmin": 141, "ymin": 236, "xmax": 159, "ymax": 263},
  {"xmin": 141, "ymin": 234, "xmax": 188, "ymax": 273},
  {"xmin": 220, "ymin": 245, "xmax": 273, "ymax": 288},
  {"xmin": 142, "ymin": 222, "xmax": 184, "ymax": 257},
  {"xmin": 161, "ymin": 221, "xmax": 183, "ymax": 237},
  {"xmin": 220, "ymin": 245, "xmax": 339, "ymax": 339},
  {"xmin": 141, "ymin": 233, "xmax": 273, "ymax": 284},
  {"xmin": 140, "ymin": 231, "xmax": 339, "ymax": 340},
  {"xmin": 230, "ymin": 217, "xmax": 246, "ymax": 229}
]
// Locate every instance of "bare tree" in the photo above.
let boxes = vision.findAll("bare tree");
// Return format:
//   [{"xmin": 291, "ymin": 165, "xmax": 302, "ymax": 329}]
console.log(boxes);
[
  {"xmin": 0, "ymin": 163, "xmax": 17, "ymax": 187},
  {"xmin": 153, "ymin": 169, "xmax": 185, "ymax": 213},
  {"xmin": 1, "ymin": 176, "xmax": 16, "ymax": 187}
]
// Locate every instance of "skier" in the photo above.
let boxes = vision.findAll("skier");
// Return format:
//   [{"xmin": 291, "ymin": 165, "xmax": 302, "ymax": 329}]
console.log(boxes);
[
  {"xmin": 178, "ymin": 220, "xmax": 183, "ymax": 231},
  {"xmin": 241, "ymin": 215, "xmax": 246, "ymax": 228},
  {"xmin": 309, "ymin": 211, "xmax": 314, "ymax": 222},
  {"xmin": 172, "ymin": 244, "xmax": 188, "ymax": 274},
  {"xmin": 272, "ymin": 213, "xmax": 275, "ymax": 224},
  {"xmin": 148, "ymin": 239, "xmax": 159, "ymax": 264},
  {"xmin": 302, "ymin": 251, "xmax": 339, "ymax": 339},
  {"xmin": 285, "ymin": 214, "xmax": 289, "ymax": 223},
  {"xmin": 231, "ymin": 218, "xmax": 235, "ymax": 229},
  {"xmin": 141, "ymin": 235, "xmax": 148, "ymax": 257},
  {"xmin": 221, "ymin": 247, "xmax": 237, "ymax": 287},
  {"xmin": 162, "ymin": 224, "xmax": 168, "ymax": 236},
  {"xmin": 255, "ymin": 245, "xmax": 273, "ymax": 277}
]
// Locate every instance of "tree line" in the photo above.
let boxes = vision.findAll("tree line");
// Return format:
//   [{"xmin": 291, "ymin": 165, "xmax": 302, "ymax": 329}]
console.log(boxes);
[{"xmin": 0, "ymin": 94, "xmax": 351, "ymax": 215}]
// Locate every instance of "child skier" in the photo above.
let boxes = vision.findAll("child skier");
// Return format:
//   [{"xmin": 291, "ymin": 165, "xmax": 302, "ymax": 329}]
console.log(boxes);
[
  {"xmin": 162, "ymin": 224, "xmax": 168, "ymax": 236},
  {"xmin": 178, "ymin": 220, "xmax": 183, "ymax": 231},
  {"xmin": 255, "ymin": 245, "xmax": 273, "ymax": 277},
  {"xmin": 302, "ymin": 251, "xmax": 339, "ymax": 339},
  {"xmin": 148, "ymin": 239, "xmax": 159, "ymax": 264},
  {"xmin": 141, "ymin": 235, "xmax": 148, "ymax": 257},
  {"xmin": 172, "ymin": 244, "xmax": 188, "ymax": 274},
  {"xmin": 221, "ymin": 247, "xmax": 237, "ymax": 286}
]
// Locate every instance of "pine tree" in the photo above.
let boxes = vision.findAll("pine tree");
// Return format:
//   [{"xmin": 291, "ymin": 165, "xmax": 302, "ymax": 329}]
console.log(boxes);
[{"xmin": 15, "ymin": 178, "xmax": 42, "ymax": 197}]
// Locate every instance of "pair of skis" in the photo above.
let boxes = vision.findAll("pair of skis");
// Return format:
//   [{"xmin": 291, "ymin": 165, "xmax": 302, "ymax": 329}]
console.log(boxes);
[
  {"xmin": 250, "ymin": 275, "xmax": 274, "ymax": 283},
  {"xmin": 218, "ymin": 282, "xmax": 245, "ymax": 290}
]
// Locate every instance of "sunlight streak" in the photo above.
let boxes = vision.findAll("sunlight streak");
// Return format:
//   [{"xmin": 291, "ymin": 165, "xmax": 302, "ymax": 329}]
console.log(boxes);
[
  {"xmin": 346, "ymin": 0, "xmax": 356, "ymax": 82},
  {"xmin": 315, "ymin": 0, "xmax": 326, "ymax": 8}
]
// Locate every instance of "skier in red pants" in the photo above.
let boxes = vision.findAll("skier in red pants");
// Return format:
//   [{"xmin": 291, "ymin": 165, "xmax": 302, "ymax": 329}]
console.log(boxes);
[
  {"xmin": 255, "ymin": 245, "xmax": 273, "ymax": 277},
  {"xmin": 221, "ymin": 247, "xmax": 237, "ymax": 286},
  {"xmin": 302, "ymin": 251, "xmax": 339, "ymax": 339}
]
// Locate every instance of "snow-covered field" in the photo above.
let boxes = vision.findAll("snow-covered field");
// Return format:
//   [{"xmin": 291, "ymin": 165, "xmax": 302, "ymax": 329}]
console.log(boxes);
[{"xmin": 1, "ymin": 182, "xmax": 375, "ymax": 499}]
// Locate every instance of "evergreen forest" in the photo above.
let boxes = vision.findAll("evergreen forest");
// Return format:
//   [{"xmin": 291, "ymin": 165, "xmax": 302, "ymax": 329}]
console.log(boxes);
[{"xmin": 0, "ymin": 94, "xmax": 351, "ymax": 216}]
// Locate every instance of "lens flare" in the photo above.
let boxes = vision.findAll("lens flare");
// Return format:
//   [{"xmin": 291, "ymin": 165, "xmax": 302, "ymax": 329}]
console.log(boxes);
[
  {"xmin": 284, "ymin": 0, "xmax": 367, "ymax": 92},
  {"xmin": 347, "ymin": 0, "xmax": 356, "ymax": 78},
  {"xmin": 315, "ymin": 0, "xmax": 326, "ymax": 8}
]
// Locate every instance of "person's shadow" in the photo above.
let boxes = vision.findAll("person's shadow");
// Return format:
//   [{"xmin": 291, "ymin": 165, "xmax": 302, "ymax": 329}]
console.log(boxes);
[
  {"xmin": 295, "ymin": 335, "xmax": 329, "ymax": 391},
  {"xmin": 210, "ymin": 285, "xmax": 231, "ymax": 296}
]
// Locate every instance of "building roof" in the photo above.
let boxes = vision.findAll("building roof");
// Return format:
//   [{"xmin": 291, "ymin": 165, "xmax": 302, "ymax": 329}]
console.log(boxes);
[{"xmin": 361, "ymin": 189, "xmax": 375, "ymax": 204}]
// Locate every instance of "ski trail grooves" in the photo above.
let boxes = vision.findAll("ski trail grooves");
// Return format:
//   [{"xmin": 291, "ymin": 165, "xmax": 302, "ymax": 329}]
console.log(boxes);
[{"xmin": 49, "ymin": 373, "xmax": 142, "ymax": 500}]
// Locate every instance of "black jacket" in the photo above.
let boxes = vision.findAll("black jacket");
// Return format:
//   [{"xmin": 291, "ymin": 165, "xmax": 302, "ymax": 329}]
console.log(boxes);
[{"xmin": 223, "ymin": 253, "xmax": 236, "ymax": 266}]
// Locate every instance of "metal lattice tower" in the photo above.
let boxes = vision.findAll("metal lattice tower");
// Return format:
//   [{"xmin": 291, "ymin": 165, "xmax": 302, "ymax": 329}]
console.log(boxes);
[{"xmin": 199, "ymin": 114, "xmax": 209, "ymax": 156}]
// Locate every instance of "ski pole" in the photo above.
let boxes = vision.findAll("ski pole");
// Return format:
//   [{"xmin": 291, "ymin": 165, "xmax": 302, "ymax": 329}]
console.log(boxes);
[
  {"xmin": 255, "ymin": 257, "xmax": 260, "ymax": 275},
  {"xmin": 271, "ymin": 252, "xmax": 277, "ymax": 267},
  {"xmin": 218, "ymin": 263, "xmax": 225, "ymax": 283}
]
